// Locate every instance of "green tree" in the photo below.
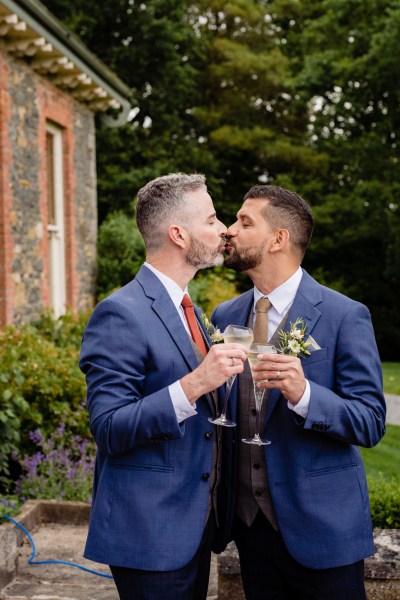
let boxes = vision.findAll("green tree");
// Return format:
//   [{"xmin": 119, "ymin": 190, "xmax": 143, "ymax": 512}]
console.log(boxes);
[
  {"xmin": 42, "ymin": 0, "xmax": 206, "ymax": 220},
  {"xmin": 42, "ymin": 0, "xmax": 400, "ymax": 357},
  {"xmin": 276, "ymin": 0, "xmax": 400, "ymax": 357}
]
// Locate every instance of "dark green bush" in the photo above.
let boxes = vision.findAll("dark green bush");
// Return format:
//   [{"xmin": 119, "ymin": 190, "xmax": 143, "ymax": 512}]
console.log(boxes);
[
  {"xmin": 97, "ymin": 211, "xmax": 145, "ymax": 297},
  {"xmin": 32, "ymin": 310, "xmax": 89, "ymax": 349},
  {"xmin": 189, "ymin": 268, "xmax": 239, "ymax": 315},
  {"xmin": 0, "ymin": 315, "xmax": 89, "ymax": 476},
  {"xmin": 368, "ymin": 476, "xmax": 400, "ymax": 528}
]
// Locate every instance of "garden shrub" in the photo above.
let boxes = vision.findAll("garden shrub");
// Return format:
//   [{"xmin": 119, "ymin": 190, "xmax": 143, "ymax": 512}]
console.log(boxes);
[
  {"xmin": 368, "ymin": 476, "xmax": 400, "ymax": 529},
  {"xmin": 97, "ymin": 211, "xmax": 145, "ymax": 297},
  {"xmin": 12, "ymin": 423, "xmax": 95, "ymax": 504},
  {"xmin": 189, "ymin": 268, "xmax": 239, "ymax": 315},
  {"xmin": 0, "ymin": 315, "xmax": 89, "ymax": 477}
]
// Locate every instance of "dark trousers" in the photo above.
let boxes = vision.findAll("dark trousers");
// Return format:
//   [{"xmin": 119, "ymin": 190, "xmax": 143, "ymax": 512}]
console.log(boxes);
[
  {"xmin": 233, "ymin": 512, "xmax": 367, "ymax": 600},
  {"xmin": 109, "ymin": 512, "xmax": 216, "ymax": 600}
]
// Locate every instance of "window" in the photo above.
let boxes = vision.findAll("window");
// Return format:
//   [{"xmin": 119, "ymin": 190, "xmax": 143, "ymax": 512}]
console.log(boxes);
[{"xmin": 46, "ymin": 123, "xmax": 66, "ymax": 318}]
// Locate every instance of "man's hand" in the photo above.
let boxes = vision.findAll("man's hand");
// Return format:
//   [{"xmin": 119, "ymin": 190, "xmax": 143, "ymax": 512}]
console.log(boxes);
[
  {"xmin": 251, "ymin": 353, "xmax": 306, "ymax": 405},
  {"xmin": 181, "ymin": 343, "xmax": 249, "ymax": 404}
]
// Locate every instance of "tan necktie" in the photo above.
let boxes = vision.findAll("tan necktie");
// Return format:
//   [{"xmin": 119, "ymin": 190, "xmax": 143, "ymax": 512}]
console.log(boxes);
[{"xmin": 253, "ymin": 297, "xmax": 272, "ymax": 343}]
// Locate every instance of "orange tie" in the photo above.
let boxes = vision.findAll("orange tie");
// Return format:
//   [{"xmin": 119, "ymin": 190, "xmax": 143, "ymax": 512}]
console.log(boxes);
[{"xmin": 181, "ymin": 294, "xmax": 207, "ymax": 356}]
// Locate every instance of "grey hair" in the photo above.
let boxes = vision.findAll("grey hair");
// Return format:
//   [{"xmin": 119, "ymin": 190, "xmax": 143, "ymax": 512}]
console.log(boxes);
[{"xmin": 136, "ymin": 172, "xmax": 206, "ymax": 252}]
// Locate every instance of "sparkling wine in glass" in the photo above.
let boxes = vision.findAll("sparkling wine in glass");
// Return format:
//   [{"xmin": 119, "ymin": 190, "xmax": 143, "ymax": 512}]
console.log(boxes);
[
  {"xmin": 208, "ymin": 324, "xmax": 254, "ymax": 427},
  {"xmin": 242, "ymin": 343, "xmax": 277, "ymax": 445}
]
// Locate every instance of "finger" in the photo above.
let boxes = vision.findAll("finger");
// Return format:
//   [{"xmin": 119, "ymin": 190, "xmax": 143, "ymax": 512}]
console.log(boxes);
[{"xmin": 257, "ymin": 353, "xmax": 298, "ymax": 363}]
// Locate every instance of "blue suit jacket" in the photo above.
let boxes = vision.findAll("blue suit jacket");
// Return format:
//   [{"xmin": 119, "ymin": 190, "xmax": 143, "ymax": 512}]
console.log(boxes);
[
  {"xmin": 80, "ymin": 266, "xmax": 220, "ymax": 570},
  {"xmin": 212, "ymin": 270, "xmax": 386, "ymax": 569}
]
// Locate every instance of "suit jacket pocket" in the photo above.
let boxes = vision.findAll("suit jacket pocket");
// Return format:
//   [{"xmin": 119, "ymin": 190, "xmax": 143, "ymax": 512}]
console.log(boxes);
[
  {"xmin": 112, "ymin": 462, "xmax": 174, "ymax": 473},
  {"xmin": 301, "ymin": 347, "xmax": 328, "ymax": 366}
]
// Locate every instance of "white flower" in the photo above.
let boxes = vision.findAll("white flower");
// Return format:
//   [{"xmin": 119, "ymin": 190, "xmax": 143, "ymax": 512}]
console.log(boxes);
[
  {"xmin": 291, "ymin": 328, "xmax": 304, "ymax": 340},
  {"xmin": 200, "ymin": 312, "xmax": 224, "ymax": 344},
  {"xmin": 210, "ymin": 329, "xmax": 224, "ymax": 344},
  {"xmin": 287, "ymin": 339, "xmax": 301, "ymax": 354},
  {"xmin": 278, "ymin": 317, "xmax": 312, "ymax": 358}
]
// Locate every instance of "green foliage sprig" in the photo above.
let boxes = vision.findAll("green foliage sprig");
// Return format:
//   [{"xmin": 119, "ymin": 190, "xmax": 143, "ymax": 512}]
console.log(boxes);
[
  {"xmin": 200, "ymin": 312, "xmax": 223, "ymax": 344},
  {"xmin": 278, "ymin": 318, "xmax": 312, "ymax": 358}
]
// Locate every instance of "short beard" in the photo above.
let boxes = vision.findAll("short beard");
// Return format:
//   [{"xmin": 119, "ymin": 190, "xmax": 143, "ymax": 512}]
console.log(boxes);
[
  {"xmin": 186, "ymin": 234, "xmax": 224, "ymax": 269},
  {"xmin": 224, "ymin": 245, "xmax": 264, "ymax": 272}
]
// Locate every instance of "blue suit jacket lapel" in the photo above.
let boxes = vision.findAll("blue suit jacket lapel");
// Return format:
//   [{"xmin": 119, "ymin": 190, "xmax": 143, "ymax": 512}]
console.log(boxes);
[
  {"xmin": 136, "ymin": 266, "xmax": 200, "ymax": 372},
  {"xmin": 264, "ymin": 270, "xmax": 323, "ymax": 425}
]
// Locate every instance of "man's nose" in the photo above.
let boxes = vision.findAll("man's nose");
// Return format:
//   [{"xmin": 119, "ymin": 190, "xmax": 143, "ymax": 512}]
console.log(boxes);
[
  {"xmin": 226, "ymin": 224, "xmax": 238, "ymax": 238},
  {"xmin": 218, "ymin": 221, "xmax": 227, "ymax": 236}
]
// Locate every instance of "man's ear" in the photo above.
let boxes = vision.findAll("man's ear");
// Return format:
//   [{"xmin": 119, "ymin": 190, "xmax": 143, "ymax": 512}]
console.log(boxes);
[
  {"xmin": 270, "ymin": 228, "xmax": 289, "ymax": 253},
  {"xmin": 168, "ymin": 224, "xmax": 187, "ymax": 249}
]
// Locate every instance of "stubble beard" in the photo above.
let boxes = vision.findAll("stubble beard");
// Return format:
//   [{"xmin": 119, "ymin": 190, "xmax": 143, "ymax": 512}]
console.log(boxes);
[
  {"xmin": 186, "ymin": 234, "xmax": 225, "ymax": 269},
  {"xmin": 224, "ymin": 244, "xmax": 264, "ymax": 272}
]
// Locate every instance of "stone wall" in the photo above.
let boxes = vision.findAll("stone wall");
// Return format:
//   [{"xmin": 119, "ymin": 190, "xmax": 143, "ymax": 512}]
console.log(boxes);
[{"xmin": 0, "ymin": 49, "xmax": 97, "ymax": 326}]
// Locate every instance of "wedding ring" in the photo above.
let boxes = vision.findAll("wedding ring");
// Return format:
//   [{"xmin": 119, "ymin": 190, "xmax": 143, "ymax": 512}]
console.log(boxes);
[{"xmin": 276, "ymin": 371, "xmax": 281, "ymax": 380}]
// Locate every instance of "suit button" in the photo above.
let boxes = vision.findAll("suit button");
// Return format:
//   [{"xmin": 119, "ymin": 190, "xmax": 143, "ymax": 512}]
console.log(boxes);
[
  {"xmin": 205, "ymin": 431, "xmax": 213, "ymax": 440},
  {"xmin": 312, "ymin": 422, "xmax": 323, "ymax": 431},
  {"xmin": 253, "ymin": 463, "xmax": 260, "ymax": 470},
  {"xmin": 202, "ymin": 473, "xmax": 210, "ymax": 481},
  {"xmin": 255, "ymin": 490, "xmax": 262, "ymax": 497},
  {"xmin": 251, "ymin": 409, "xmax": 257, "ymax": 416}
]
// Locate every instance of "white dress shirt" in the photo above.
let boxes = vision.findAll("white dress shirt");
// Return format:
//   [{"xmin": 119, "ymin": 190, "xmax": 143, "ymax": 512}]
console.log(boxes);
[
  {"xmin": 252, "ymin": 267, "xmax": 311, "ymax": 418},
  {"xmin": 144, "ymin": 263, "xmax": 197, "ymax": 423}
]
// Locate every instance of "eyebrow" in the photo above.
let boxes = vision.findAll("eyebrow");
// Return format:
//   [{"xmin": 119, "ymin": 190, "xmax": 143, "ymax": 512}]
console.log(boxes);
[
  {"xmin": 207, "ymin": 212, "xmax": 217, "ymax": 219},
  {"xmin": 237, "ymin": 211, "xmax": 255, "ymax": 222}
]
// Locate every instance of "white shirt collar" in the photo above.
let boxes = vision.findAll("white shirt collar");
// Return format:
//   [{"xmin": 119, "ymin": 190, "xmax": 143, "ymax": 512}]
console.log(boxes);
[
  {"xmin": 253, "ymin": 267, "xmax": 303, "ymax": 316},
  {"xmin": 144, "ymin": 262, "xmax": 188, "ymax": 311}
]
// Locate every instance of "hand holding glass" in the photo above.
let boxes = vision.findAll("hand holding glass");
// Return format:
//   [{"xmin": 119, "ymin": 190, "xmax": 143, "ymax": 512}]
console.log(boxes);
[
  {"xmin": 242, "ymin": 343, "xmax": 278, "ymax": 445},
  {"xmin": 208, "ymin": 324, "xmax": 253, "ymax": 427}
]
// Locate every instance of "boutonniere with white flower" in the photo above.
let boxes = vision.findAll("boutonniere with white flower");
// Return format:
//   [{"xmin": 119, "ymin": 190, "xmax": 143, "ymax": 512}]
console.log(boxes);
[
  {"xmin": 278, "ymin": 317, "xmax": 312, "ymax": 358},
  {"xmin": 200, "ymin": 312, "xmax": 224, "ymax": 344}
]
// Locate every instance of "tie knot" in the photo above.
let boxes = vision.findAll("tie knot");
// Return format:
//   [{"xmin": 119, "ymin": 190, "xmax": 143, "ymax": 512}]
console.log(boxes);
[
  {"xmin": 256, "ymin": 297, "xmax": 272, "ymax": 313},
  {"xmin": 181, "ymin": 294, "xmax": 193, "ymax": 309}
]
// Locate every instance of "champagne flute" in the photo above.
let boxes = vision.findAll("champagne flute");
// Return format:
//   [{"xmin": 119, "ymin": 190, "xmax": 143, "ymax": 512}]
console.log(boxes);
[
  {"xmin": 208, "ymin": 324, "xmax": 254, "ymax": 427},
  {"xmin": 242, "ymin": 343, "xmax": 277, "ymax": 445}
]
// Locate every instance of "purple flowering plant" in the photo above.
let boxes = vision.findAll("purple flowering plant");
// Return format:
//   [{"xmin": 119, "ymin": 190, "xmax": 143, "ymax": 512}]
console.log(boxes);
[{"xmin": 11, "ymin": 422, "xmax": 96, "ymax": 505}]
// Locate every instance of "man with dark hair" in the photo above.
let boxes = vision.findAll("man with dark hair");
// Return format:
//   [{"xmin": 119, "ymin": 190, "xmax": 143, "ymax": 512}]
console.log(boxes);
[
  {"xmin": 213, "ymin": 184, "xmax": 385, "ymax": 599},
  {"xmin": 80, "ymin": 173, "xmax": 249, "ymax": 599}
]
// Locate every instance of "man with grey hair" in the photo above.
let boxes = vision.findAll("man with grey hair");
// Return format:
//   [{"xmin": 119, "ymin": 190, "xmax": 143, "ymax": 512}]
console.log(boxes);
[{"xmin": 80, "ymin": 173, "xmax": 249, "ymax": 599}]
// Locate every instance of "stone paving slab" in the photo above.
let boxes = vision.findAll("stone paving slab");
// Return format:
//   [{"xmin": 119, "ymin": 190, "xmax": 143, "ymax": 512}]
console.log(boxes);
[{"xmin": 0, "ymin": 522, "xmax": 218, "ymax": 600}]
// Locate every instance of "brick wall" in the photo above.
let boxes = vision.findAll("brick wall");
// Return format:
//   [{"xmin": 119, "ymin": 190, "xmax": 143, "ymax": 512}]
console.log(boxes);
[{"xmin": 0, "ymin": 49, "xmax": 97, "ymax": 326}]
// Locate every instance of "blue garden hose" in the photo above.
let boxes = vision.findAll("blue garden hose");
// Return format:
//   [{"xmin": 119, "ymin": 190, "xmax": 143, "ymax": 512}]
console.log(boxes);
[{"xmin": 2, "ymin": 515, "xmax": 113, "ymax": 579}]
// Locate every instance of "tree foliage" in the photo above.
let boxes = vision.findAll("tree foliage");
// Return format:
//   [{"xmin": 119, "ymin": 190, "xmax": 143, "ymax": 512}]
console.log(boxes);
[{"xmin": 41, "ymin": 0, "xmax": 400, "ymax": 358}]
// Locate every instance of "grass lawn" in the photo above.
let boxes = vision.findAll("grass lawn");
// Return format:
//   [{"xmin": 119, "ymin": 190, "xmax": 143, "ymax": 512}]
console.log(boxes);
[
  {"xmin": 382, "ymin": 362, "xmax": 400, "ymax": 394},
  {"xmin": 361, "ymin": 424, "xmax": 400, "ymax": 484}
]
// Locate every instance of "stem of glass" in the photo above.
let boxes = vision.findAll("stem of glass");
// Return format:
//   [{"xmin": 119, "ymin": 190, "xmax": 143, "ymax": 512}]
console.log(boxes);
[
  {"xmin": 220, "ymin": 374, "xmax": 236, "ymax": 420},
  {"xmin": 253, "ymin": 385, "xmax": 265, "ymax": 440}
]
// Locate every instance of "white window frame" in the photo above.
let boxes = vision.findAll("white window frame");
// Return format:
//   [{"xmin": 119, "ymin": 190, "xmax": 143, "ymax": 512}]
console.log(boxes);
[{"xmin": 46, "ymin": 122, "xmax": 66, "ymax": 318}]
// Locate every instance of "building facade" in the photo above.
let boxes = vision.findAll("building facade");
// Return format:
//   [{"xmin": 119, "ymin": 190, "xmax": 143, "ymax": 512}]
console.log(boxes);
[{"xmin": 0, "ymin": 0, "xmax": 130, "ymax": 324}]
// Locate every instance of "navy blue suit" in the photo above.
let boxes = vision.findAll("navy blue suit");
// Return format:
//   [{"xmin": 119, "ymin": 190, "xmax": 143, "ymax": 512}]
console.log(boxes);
[
  {"xmin": 212, "ymin": 270, "xmax": 386, "ymax": 571},
  {"xmin": 80, "ymin": 266, "xmax": 220, "ymax": 573}
]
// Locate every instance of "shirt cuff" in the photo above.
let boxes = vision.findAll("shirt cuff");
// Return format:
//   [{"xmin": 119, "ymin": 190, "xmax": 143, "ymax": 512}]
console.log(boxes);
[
  {"xmin": 287, "ymin": 379, "xmax": 310, "ymax": 418},
  {"xmin": 169, "ymin": 381, "xmax": 197, "ymax": 423}
]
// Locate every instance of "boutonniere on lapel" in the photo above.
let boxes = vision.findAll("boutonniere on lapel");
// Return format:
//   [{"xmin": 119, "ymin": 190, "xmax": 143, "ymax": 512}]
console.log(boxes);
[
  {"xmin": 278, "ymin": 317, "xmax": 317, "ymax": 358},
  {"xmin": 200, "ymin": 313, "xmax": 224, "ymax": 344}
]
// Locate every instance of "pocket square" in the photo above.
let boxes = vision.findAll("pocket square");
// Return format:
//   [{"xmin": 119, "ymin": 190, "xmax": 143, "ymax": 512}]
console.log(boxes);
[{"xmin": 306, "ymin": 335, "xmax": 321, "ymax": 351}]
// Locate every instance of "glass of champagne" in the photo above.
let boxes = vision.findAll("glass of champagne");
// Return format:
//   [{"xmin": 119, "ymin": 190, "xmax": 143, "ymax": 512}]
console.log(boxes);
[
  {"xmin": 208, "ymin": 324, "xmax": 254, "ymax": 427},
  {"xmin": 242, "ymin": 343, "xmax": 277, "ymax": 445}
]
